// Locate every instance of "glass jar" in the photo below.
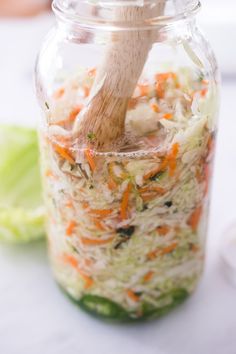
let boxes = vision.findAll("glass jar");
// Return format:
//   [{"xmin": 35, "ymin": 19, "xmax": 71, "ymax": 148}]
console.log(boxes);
[{"xmin": 35, "ymin": 0, "xmax": 219, "ymax": 321}]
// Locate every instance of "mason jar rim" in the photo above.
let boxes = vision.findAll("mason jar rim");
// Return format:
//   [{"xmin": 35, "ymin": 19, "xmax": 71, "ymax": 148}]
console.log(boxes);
[{"xmin": 52, "ymin": 0, "xmax": 201, "ymax": 30}]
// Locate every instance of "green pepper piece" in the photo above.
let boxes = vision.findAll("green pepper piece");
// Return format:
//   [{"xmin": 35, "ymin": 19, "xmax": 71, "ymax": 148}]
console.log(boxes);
[
  {"xmin": 79, "ymin": 294, "xmax": 131, "ymax": 321},
  {"xmin": 142, "ymin": 288, "xmax": 189, "ymax": 319}
]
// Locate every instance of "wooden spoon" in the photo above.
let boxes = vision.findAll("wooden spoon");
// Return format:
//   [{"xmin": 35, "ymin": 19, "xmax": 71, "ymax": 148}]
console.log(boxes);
[{"xmin": 74, "ymin": 1, "xmax": 165, "ymax": 151}]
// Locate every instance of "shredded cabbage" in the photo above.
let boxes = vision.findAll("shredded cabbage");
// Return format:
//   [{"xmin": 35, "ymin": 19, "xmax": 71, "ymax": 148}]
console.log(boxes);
[{"xmin": 0, "ymin": 125, "xmax": 45, "ymax": 243}]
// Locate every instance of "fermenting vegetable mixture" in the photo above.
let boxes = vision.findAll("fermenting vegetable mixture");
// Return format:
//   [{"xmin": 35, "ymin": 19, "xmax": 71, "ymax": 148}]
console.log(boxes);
[{"xmin": 40, "ymin": 67, "xmax": 217, "ymax": 320}]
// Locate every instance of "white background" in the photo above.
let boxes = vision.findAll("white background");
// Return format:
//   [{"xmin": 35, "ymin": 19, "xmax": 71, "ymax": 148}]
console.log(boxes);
[{"xmin": 0, "ymin": 2, "xmax": 236, "ymax": 353}]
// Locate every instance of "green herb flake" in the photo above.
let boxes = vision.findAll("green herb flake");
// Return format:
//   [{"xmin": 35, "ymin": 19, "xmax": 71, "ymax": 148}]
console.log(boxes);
[{"xmin": 87, "ymin": 132, "xmax": 96, "ymax": 141}]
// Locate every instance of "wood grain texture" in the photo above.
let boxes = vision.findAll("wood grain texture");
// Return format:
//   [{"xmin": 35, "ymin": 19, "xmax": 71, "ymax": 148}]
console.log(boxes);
[{"xmin": 74, "ymin": 1, "xmax": 165, "ymax": 151}]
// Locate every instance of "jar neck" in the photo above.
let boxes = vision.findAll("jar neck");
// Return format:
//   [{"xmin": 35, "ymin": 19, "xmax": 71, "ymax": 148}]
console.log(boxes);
[{"xmin": 52, "ymin": 0, "xmax": 201, "ymax": 30}]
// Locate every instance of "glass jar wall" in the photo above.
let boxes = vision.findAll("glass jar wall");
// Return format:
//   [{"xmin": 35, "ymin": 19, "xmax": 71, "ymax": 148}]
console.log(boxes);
[{"xmin": 35, "ymin": 0, "xmax": 219, "ymax": 321}]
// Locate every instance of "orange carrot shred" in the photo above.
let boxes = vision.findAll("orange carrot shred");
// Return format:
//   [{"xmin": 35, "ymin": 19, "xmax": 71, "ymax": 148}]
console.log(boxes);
[
  {"xmin": 45, "ymin": 169, "xmax": 54, "ymax": 178},
  {"xmin": 147, "ymin": 242, "xmax": 177, "ymax": 260},
  {"xmin": 143, "ymin": 158, "xmax": 168, "ymax": 180},
  {"xmin": 143, "ymin": 271, "xmax": 154, "ymax": 282},
  {"xmin": 82, "ymin": 201, "xmax": 89, "ymax": 209},
  {"xmin": 151, "ymin": 103, "xmax": 160, "ymax": 113},
  {"xmin": 63, "ymin": 254, "xmax": 78, "ymax": 268},
  {"xmin": 191, "ymin": 244, "xmax": 199, "ymax": 252},
  {"xmin": 201, "ymin": 79, "xmax": 209, "ymax": 85},
  {"xmin": 51, "ymin": 105, "xmax": 83, "ymax": 127},
  {"xmin": 155, "ymin": 82, "xmax": 165, "ymax": 99},
  {"xmin": 138, "ymin": 84, "xmax": 149, "ymax": 97},
  {"xmin": 93, "ymin": 219, "xmax": 106, "ymax": 231},
  {"xmin": 200, "ymin": 88, "xmax": 208, "ymax": 97},
  {"xmin": 90, "ymin": 209, "xmax": 113, "ymax": 217},
  {"xmin": 187, "ymin": 206, "xmax": 202, "ymax": 231},
  {"xmin": 83, "ymin": 276, "xmax": 94, "ymax": 289},
  {"xmin": 80, "ymin": 236, "xmax": 114, "ymax": 246},
  {"xmin": 157, "ymin": 225, "xmax": 170, "ymax": 236},
  {"xmin": 126, "ymin": 289, "xmax": 140, "ymax": 302},
  {"xmin": 139, "ymin": 186, "xmax": 165, "ymax": 194},
  {"xmin": 159, "ymin": 242, "xmax": 177, "ymax": 256},
  {"xmin": 68, "ymin": 105, "xmax": 83, "ymax": 121},
  {"xmin": 147, "ymin": 250, "xmax": 158, "ymax": 260},
  {"xmin": 53, "ymin": 87, "xmax": 65, "ymax": 99},
  {"xmin": 120, "ymin": 183, "xmax": 132, "ymax": 220},
  {"xmin": 163, "ymin": 113, "xmax": 173, "ymax": 120},
  {"xmin": 83, "ymin": 86, "xmax": 90, "ymax": 97},
  {"xmin": 66, "ymin": 221, "xmax": 76, "ymax": 236},
  {"xmin": 65, "ymin": 200, "xmax": 74, "ymax": 208},
  {"xmin": 88, "ymin": 68, "xmax": 97, "ymax": 77},
  {"xmin": 53, "ymin": 143, "xmax": 75, "ymax": 165},
  {"xmin": 85, "ymin": 148, "xmax": 96, "ymax": 171},
  {"xmin": 108, "ymin": 177, "xmax": 117, "ymax": 190}
]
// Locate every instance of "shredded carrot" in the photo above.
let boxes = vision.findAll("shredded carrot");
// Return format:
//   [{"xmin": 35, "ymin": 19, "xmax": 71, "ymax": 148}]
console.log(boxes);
[
  {"xmin": 168, "ymin": 158, "xmax": 177, "ymax": 177},
  {"xmin": 45, "ymin": 169, "xmax": 55, "ymax": 178},
  {"xmin": 207, "ymin": 134, "xmax": 215, "ymax": 155},
  {"xmin": 160, "ymin": 242, "xmax": 177, "ymax": 256},
  {"xmin": 170, "ymin": 142, "xmax": 179, "ymax": 157},
  {"xmin": 93, "ymin": 219, "xmax": 106, "ymax": 231},
  {"xmin": 83, "ymin": 276, "xmax": 94, "ymax": 289},
  {"xmin": 78, "ymin": 271, "xmax": 94, "ymax": 289},
  {"xmin": 155, "ymin": 72, "xmax": 177, "ymax": 98},
  {"xmin": 138, "ymin": 84, "xmax": 149, "ymax": 97},
  {"xmin": 63, "ymin": 254, "xmax": 78, "ymax": 268},
  {"xmin": 191, "ymin": 244, "xmax": 199, "ymax": 252},
  {"xmin": 157, "ymin": 225, "xmax": 170, "ymax": 236},
  {"xmin": 120, "ymin": 183, "xmax": 132, "ymax": 220},
  {"xmin": 144, "ymin": 143, "xmax": 179, "ymax": 180},
  {"xmin": 163, "ymin": 113, "xmax": 173, "ymax": 120},
  {"xmin": 155, "ymin": 81, "xmax": 165, "ymax": 99},
  {"xmin": 201, "ymin": 79, "xmax": 209, "ymax": 85},
  {"xmin": 128, "ymin": 98, "xmax": 139, "ymax": 109},
  {"xmin": 139, "ymin": 186, "xmax": 165, "ymax": 194},
  {"xmin": 65, "ymin": 200, "xmax": 74, "ymax": 208},
  {"xmin": 204, "ymin": 163, "xmax": 211, "ymax": 196},
  {"xmin": 143, "ymin": 158, "xmax": 168, "ymax": 180},
  {"xmin": 126, "ymin": 289, "xmax": 140, "ymax": 302},
  {"xmin": 84, "ymin": 148, "xmax": 96, "ymax": 172},
  {"xmin": 51, "ymin": 105, "xmax": 82, "ymax": 127},
  {"xmin": 53, "ymin": 87, "xmax": 65, "ymax": 99},
  {"xmin": 143, "ymin": 271, "xmax": 154, "ymax": 282},
  {"xmin": 167, "ymin": 143, "xmax": 179, "ymax": 177},
  {"xmin": 80, "ymin": 236, "xmax": 114, "ymax": 246},
  {"xmin": 53, "ymin": 143, "xmax": 75, "ymax": 165},
  {"xmin": 88, "ymin": 67, "xmax": 97, "ymax": 77},
  {"xmin": 151, "ymin": 103, "xmax": 160, "ymax": 113},
  {"xmin": 83, "ymin": 86, "xmax": 90, "ymax": 97},
  {"xmin": 200, "ymin": 88, "xmax": 208, "ymax": 97},
  {"xmin": 147, "ymin": 242, "xmax": 177, "ymax": 260},
  {"xmin": 108, "ymin": 177, "xmax": 117, "ymax": 190},
  {"xmin": 140, "ymin": 193, "xmax": 156, "ymax": 202},
  {"xmin": 51, "ymin": 134, "xmax": 71, "ymax": 145},
  {"xmin": 195, "ymin": 167, "xmax": 203, "ymax": 183},
  {"xmin": 82, "ymin": 202, "xmax": 89, "ymax": 209},
  {"xmin": 156, "ymin": 72, "xmax": 177, "ymax": 81},
  {"xmin": 187, "ymin": 206, "xmax": 202, "ymax": 231},
  {"xmin": 90, "ymin": 209, "xmax": 113, "ymax": 217},
  {"xmin": 68, "ymin": 105, "xmax": 83, "ymax": 121},
  {"xmin": 147, "ymin": 250, "xmax": 158, "ymax": 260},
  {"xmin": 66, "ymin": 221, "xmax": 76, "ymax": 236}
]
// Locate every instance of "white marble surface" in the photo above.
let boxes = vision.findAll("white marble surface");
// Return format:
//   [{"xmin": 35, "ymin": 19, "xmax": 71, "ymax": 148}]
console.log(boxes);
[{"xmin": 0, "ymin": 11, "xmax": 236, "ymax": 354}]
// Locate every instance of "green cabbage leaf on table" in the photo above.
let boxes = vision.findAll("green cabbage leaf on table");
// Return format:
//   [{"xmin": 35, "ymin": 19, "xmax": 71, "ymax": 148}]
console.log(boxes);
[{"xmin": 0, "ymin": 125, "xmax": 45, "ymax": 243}]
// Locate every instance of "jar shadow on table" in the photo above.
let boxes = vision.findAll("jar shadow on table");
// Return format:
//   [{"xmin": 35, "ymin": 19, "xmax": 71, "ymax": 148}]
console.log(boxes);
[{"xmin": 0, "ymin": 239, "xmax": 48, "ymax": 267}]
